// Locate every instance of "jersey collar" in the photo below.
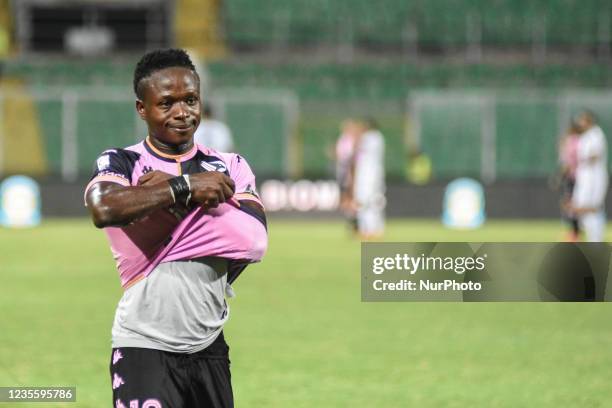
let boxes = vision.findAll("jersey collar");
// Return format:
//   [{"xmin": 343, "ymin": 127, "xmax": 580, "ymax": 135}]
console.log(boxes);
[{"xmin": 144, "ymin": 136, "xmax": 198, "ymax": 162}]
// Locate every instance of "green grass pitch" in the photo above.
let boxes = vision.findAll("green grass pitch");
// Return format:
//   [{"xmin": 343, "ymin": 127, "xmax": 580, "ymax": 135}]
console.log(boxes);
[{"xmin": 2, "ymin": 218, "xmax": 612, "ymax": 407}]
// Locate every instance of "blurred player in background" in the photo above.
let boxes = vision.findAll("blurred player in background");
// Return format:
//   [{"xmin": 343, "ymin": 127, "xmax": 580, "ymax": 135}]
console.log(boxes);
[
  {"xmin": 334, "ymin": 119, "xmax": 360, "ymax": 232},
  {"xmin": 353, "ymin": 118, "xmax": 386, "ymax": 239},
  {"xmin": 558, "ymin": 123, "xmax": 581, "ymax": 241},
  {"xmin": 570, "ymin": 111, "xmax": 609, "ymax": 242},
  {"xmin": 194, "ymin": 102, "xmax": 234, "ymax": 152},
  {"xmin": 85, "ymin": 49, "xmax": 267, "ymax": 407}
]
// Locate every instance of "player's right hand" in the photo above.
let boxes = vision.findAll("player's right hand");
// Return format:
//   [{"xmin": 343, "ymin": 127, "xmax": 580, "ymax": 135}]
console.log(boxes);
[{"xmin": 189, "ymin": 172, "xmax": 236, "ymax": 210}]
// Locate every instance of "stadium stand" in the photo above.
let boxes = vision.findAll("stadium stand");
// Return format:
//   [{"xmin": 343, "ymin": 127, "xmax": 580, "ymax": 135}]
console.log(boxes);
[
  {"xmin": 175, "ymin": 0, "xmax": 226, "ymax": 57},
  {"xmin": 3, "ymin": 0, "xmax": 612, "ymax": 181},
  {"xmin": 223, "ymin": 0, "xmax": 612, "ymax": 49},
  {"xmin": 4, "ymin": 58, "xmax": 612, "ymax": 180},
  {"xmin": 0, "ymin": 78, "xmax": 47, "ymax": 175}
]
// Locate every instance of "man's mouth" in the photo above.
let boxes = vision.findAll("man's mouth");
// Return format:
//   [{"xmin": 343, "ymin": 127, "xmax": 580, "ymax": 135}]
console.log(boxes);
[{"xmin": 169, "ymin": 123, "xmax": 194, "ymax": 132}]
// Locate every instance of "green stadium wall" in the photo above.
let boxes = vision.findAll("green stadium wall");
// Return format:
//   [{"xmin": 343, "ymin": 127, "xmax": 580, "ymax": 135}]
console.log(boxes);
[{"xmin": 4, "ymin": 60, "xmax": 612, "ymax": 181}]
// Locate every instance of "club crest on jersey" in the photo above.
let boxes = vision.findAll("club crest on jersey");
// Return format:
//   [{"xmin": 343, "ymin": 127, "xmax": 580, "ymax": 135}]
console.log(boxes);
[{"xmin": 201, "ymin": 160, "xmax": 227, "ymax": 173}]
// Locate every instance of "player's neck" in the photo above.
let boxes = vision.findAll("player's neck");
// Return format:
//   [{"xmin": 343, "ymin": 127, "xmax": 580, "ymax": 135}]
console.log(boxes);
[{"xmin": 148, "ymin": 137, "xmax": 194, "ymax": 155}]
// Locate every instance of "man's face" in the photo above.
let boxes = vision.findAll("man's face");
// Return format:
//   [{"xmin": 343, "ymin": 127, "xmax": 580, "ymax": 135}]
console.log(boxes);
[
  {"xmin": 576, "ymin": 114, "xmax": 594, "ymax": 134},
  {"xmin": 136, "ymin": 67, "xmax": 201, "ymax": 146}
]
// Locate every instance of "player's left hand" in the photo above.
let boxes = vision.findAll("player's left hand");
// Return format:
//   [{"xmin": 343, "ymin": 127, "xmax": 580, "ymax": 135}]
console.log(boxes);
[{"xmin": 138, "ymin": 170, "xmax": 174, "ymax": 186}]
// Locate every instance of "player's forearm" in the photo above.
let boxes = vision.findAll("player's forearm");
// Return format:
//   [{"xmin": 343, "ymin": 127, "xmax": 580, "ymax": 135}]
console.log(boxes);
[{"xmin": 87, "ymin": 182, "xmax": 174, "ymax": 228}]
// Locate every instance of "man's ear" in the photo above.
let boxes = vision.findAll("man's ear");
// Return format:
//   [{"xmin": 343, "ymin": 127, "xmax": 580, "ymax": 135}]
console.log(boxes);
[{"xmin": 136, "ymin": 99, "xmax": 146, "ymax": 119}]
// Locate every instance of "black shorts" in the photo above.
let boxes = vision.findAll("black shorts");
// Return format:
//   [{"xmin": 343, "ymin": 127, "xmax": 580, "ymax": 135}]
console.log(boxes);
[{"xmin": 110, "ymin": 332, "xmax": 233, "ymax": 408}]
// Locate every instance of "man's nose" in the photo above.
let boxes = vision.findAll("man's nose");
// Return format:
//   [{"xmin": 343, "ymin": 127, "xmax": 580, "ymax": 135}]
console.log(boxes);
[{"xmin": 174, "ymin": 102, "xmax": 190, "ymax": 119}]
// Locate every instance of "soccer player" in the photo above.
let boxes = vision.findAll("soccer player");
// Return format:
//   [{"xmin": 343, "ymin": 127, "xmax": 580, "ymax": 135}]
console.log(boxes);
[
  {"xmin": 193, "ymin": 103, "xmax": 234, "ymax": 152},
  {"xmin": 352, "ymin": 118, "xmax": 386, "ymax": 239},
  {"xmin": 570, "ymin": 111, "xmax": 609, "ymax": 242},
  {"xmin": 334, "ymin": 119, "xmax": 360, "ymax": 232},
  {"xmin": 558, "ymin": 123, "xmax": 581, "ymax": 241},
  {"xmin": 84, "ymin": 49, "xmax": 268, "ymax": 408}
]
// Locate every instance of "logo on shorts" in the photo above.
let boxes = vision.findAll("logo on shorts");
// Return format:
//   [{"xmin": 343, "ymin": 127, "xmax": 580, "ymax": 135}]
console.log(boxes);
[
  {"xmin": 201, "ymin": 160, "xmax": 227, "ymax": 173},
  {"xmin": 112, "ymin": 349, "xmax": 123, "ymax": 365},
  {"xmin": 112, "ymin": 373, "xmax": 125, "ymax": 390}
]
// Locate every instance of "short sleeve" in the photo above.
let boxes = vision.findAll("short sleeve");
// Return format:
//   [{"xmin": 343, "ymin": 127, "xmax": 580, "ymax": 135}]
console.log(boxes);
[
  {"xmin": 229, "ymin": 153, "xmax": 263, "ymax": 206},
  {"xmin": 580, "ymin": 130, "xmax": 606, "ymax": 162},
  {"xmin": 591, "ymin": 133, "xmax": 606, "ymax": 157},
  {"xmin": 84, "ymin": 149, "xmax": 138, "ymax": 199}
]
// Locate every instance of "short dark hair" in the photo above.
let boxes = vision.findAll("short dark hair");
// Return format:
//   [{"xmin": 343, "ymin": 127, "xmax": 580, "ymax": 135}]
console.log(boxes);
[{"xmin": 133, "ymin": 48, "xmax": 198, "ymax": 99}]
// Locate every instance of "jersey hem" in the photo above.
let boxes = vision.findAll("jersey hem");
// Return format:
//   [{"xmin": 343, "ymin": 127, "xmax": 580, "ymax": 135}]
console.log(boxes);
[{"xmin": 112, "ymin": 328, "xmax": 223, "ymax": 354}]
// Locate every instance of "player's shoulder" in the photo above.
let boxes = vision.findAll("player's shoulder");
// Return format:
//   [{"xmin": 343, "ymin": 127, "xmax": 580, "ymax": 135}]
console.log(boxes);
[
  {"xmin": 194, "ymin": 144, "xmax": 248, "ymax": 164},
  {"xmin": 583, "ymin": 127, "xmax": 606, "ymax": 147},
  {"xmin": 96, "ymin": 141, "xmax": 143, "ymax": 160},
  {"xmin": 87, "ymin": 143, "xmax": 144, "ymax": 193},
  {"xmin": 368, "ymin": 129, "xmax": 384, "ymax": 140},
  {"xmin": 206, "ymin": 119, "xmax": 229, "ymax": 129},
  {"xmin": 197, "ymin": 146, "xmax": 257, "ymax": 179},
  {"xmin": 360, "ymin": 130, "xmax": 384, "ymax": 149},
  {"xmin": 95, "ymin": 146, "xmax": 141, "ymax": 167},
  {"xmin": 215, "ymin": 120, "xmax": 231, "ymax": 133},
  {"xmin": 91, "ymin": 142, "xmax": 143, "ymax": 178},
  {"xmin": 593, "ymin": 126, "xmax": 607, "ymax": 140}
]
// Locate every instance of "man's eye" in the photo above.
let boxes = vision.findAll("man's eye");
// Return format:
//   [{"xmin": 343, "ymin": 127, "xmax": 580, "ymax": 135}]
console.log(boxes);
[
  {"xmin": 160, "ymin": 101, "xmax": 171, "ymax": 108},
  {"xmin": 187, "ymin": 97, "xmax": 197, "ymax": 105}
]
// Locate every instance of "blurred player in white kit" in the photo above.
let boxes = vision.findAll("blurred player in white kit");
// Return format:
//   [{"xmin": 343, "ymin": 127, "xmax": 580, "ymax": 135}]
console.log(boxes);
[
  {"xmin": 353, "ymin": 118, "xmax": 386, "ymax": 239},
  {"xmin": 194, "ymin": 103, "xmax": 234, "ymax": 152},
  {"xmin": 334, "ymin": 119, "xmax": 360, "ymax": 232},
  {"xmin": 570, "ymin": 111, "xmax": 609, "ymax": 242}
]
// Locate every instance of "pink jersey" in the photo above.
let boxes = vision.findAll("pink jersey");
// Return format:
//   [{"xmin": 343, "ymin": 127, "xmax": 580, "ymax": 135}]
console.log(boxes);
[
  {"xmin": 85, "ymin": 137, "xmax": 268, "ymax": 288},
  {"xmin": 336, "ymin": 132, "xmax": 356, "ymax": 164},
  {"xmin": 559, "ymin": 133, "xmax": 579, "ymax": 179},
  {"xmin": 335, "ymin": 132, "xmax": 357, "ymax": 188}
]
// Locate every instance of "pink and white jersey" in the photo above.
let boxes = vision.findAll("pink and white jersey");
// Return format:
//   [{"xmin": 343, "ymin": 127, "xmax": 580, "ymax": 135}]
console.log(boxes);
[{"xmin": 85, "ymin": 137, "xmax": 268, "ymax": 288}]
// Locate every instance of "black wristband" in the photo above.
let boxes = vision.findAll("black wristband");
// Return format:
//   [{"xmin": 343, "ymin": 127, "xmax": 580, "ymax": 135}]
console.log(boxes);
[{"xmin": 168, "ymin": 176, "xmax": 190, "ymax": 206}]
